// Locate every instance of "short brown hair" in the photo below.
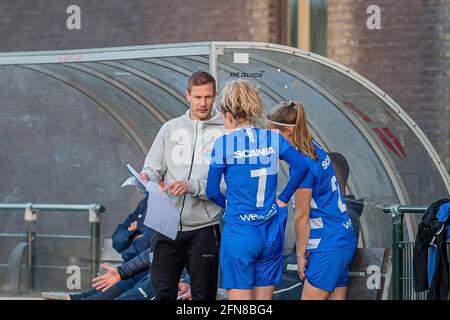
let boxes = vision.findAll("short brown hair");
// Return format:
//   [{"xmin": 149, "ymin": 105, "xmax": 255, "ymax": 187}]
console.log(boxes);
[
  {"xmin": 329, "ymin": 152, "xmax": 349, "ymax": 184},
  {"xmin": 187, "ymin": 71, "xmax": 216, "ymax": 93}
]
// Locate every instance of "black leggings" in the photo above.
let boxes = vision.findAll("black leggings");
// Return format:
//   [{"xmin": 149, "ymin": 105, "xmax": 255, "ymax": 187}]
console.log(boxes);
[{"xmin": 151, "ymin": 225, "xmax": 220, "ymax": 300}]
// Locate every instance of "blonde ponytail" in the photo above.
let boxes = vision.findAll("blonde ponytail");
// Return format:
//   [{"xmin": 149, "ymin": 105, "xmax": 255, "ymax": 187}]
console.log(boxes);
[{"xmin": 218, "ymin": 80, "xmax": 264, "ymax": 124}]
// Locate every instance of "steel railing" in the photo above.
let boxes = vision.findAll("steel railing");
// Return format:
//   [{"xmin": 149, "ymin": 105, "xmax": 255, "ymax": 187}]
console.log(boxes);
[
  {"xmin": 0, "ymin": 203, "xmax": 105, "ymax": 292},
  {"xmin": 383, "ymin": 204, "xmax": 428, "ymax": 300}
]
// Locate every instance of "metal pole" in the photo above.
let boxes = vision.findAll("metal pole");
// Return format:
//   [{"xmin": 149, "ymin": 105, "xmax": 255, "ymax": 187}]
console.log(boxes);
[
  {"xmin": 24, "ymin": 203, "xmax": 36, "ymax": 292},
  {"xmin": 89, "ymin": 205, "xmax": 101, "ymax": 279},
  {"xmin": 390, "ymin": 204, "xmax": 404, "ymax": 300},
  {"xmin": 209, "ymin": 43, "xmax": 218, "ymax": 85}
]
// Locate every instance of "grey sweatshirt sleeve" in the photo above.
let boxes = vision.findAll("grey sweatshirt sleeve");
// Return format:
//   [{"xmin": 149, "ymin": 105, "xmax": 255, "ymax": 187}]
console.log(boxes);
[
  {"xmin": 188, "ymin": 178, "xmax": 226, "ymax": 200},
  {"xmin": 188, "ymin": 179, "xmax": 208, "ymax": 200},
  {"xmin": 142, "ymin": 125, "xmax": 167, "ymax": 183}
]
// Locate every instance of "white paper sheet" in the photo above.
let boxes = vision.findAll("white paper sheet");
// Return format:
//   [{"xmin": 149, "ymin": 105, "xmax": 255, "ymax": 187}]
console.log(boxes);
[
  {"xmin": 126, "ymin": 164, "xmax": 180, "ymax": 240},
  {"xmin": 121, "ymin": 176, "xmax": 146, "ymax": 193}
]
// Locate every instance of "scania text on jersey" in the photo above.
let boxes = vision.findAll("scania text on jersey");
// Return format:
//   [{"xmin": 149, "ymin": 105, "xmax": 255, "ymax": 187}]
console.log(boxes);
[
  {"xmin": 211, "ymin": 128, "xmax": 281, "ymax": 167},
  {"xmin": 233, "ymin": 146, "xmax": 276, "ymax": 159}
]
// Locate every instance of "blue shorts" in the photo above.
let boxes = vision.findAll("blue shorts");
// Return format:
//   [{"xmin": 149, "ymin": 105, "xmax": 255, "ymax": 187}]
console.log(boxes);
[
  {"xmin": 305, "ymin": 246, "xmax": 356, "ymax": 292},
  {"xmin": 220, "ymin": 208, "xmax": 288, "ymax": 289}
]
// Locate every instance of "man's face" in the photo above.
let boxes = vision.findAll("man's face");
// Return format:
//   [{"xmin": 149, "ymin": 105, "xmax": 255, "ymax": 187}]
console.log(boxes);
[{"xmin": 186, "ymin": 83, "xmax": 215, "ymax": 121}]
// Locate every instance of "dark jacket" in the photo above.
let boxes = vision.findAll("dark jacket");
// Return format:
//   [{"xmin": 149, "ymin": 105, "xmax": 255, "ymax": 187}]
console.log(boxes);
[
  {"xmin": 413, "ymin": 198, "xmax": 450, "ymax": 300},
  {"xmin": 118, "ymin": 248, "xmax": 189, "ymax": 284},
  {"xmin": 111, "ymin": 194, "xmax": 155, "ymax": 290},
  {"xmin": 118, "ymin": 248, "xmax": 151, "ymax": 280},
  {"xmin": 112, "ymin": 194, "xmax": 154, "ymax": 262}
]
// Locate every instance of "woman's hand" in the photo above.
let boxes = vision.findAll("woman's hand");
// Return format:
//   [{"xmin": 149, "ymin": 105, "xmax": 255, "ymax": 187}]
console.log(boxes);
[
  {"xmin": 276, "ymin": 199, "xmax": 288, "ymax": 208},
  {"xmin": 128, "ymin": 221, "xmax": 138, "ymax": 231},
  {"xmin": 297, "ymin": 251, "xmax": 309, "ymax": 280}
]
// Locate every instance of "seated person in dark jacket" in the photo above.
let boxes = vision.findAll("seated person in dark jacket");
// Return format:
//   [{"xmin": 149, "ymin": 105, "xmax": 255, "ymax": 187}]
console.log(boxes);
[
  {"xmin": 329, "ymin": 152, "xmax": 364, "ymax": 241},
  {"xmin": 67, "ymin": 193, "xmax": 155, "ymax": 300},
  {"xmin": 92, "ymin": 247, "xmax": 191, "ymax": 300}
]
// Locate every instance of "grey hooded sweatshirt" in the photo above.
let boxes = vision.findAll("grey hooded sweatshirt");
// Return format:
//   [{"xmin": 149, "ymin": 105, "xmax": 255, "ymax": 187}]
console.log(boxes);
[{"xmin": 142, "ymin": 110, "xmax": 226, "ymax": 232}]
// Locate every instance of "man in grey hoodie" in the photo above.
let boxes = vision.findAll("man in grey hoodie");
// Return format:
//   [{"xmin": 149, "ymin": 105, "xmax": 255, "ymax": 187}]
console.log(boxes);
[{"xmin": 139, "ymin": 71, "xmax": 225, "ymax": 300}]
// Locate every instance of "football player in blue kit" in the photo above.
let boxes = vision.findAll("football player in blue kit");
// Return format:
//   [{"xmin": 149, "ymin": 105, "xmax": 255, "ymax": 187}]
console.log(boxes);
[
  {"xmin": 265, "ymin": 101, "xmax": 357, "ymax": 300},
  {"xmin": 206, "ymin": 80, "xmax": 310, "ymax": 300}
]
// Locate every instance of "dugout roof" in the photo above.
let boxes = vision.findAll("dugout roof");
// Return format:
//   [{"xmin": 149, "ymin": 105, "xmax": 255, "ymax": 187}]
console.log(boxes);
[{"xmin": 1, "ymin": 41, "xmax": 449, "ymax": 248}]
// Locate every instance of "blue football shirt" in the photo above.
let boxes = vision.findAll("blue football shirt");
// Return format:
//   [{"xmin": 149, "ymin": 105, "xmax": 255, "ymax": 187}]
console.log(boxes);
[
  {"xmin": 209, "ymin": 127, "xmax": 308, "ymax": 225},
  {"xmin": 292, "ymin": 141, "xmax": 357, "ymax": 252}
]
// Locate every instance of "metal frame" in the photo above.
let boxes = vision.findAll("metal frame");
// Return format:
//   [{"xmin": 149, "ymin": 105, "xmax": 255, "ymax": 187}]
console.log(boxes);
[
  {"xmin": 1, "ymin": 41, "xmax": 449, "ymax": 298},
  {"xmin": 209, "ymin": 41, "xmax": 450, "ymax": 195},
  {"xmin": 246, "ymin": 52, "xmax": 410, "ymax": 201},
  {"xmin": 382, "ymin": 205, "xmax": 428, "ymax": 300},
  {"xmin": 235, "ymin": 50, "xmax": 413, "ymax": 242},
  {"xmin": 0, "ymin": 203, "xmax": 105, "ymax": 290},
  {"xmin": 64, "ymin": 63, "xmax": 170, "ymax": 123},
  {"xmin": 0, "ymin": 42, "xmax": 210, "ymax": 65},
  {"xmin": 19, "ymin": 65, "xmax": 149, "ymax": 154},
  {"xmin": 100, "ymin": 61, "xmax": 187, "ymax": 106},
  {"xmin": 0, "ymin": 40, "xmax": 448, "ymax": 193}
]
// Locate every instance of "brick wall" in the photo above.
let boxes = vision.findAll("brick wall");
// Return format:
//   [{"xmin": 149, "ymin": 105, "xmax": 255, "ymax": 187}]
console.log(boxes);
[
  {"xmin": 0, "ymin": 0, "xmax": 284, "ymax": 52},
  {"xmin": 327, "ymin": 0, "xmax": 450, "ymax": 171}
]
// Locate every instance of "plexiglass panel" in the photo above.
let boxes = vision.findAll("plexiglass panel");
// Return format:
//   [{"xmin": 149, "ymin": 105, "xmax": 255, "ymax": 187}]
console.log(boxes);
[
  {"xmin": 0, "ymin": 42, "xmax": 448, "ymax": 298},
  {"xmin": 216, "ymin": 46, "xmax": 448, "ymax": 248}
]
